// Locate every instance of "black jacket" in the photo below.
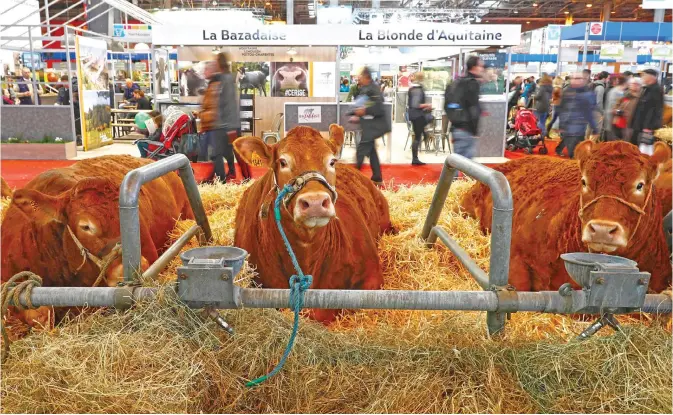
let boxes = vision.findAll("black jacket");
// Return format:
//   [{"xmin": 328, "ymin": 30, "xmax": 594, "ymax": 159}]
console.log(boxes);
[
  {"xmin": 359, "ymin": 82, "xmax": 390, "ymax": 141},
  {"xmin": 451, "ymin": 72, "xmax": 481, "ymax": 136},
  {"xmin": 135, "ymin": 96, "xmax": 152, "ymax": 110},
  {"xmin": 631, "ymin": 82, "xmax": 664, "ymax": 133},
  {"xmin": 534, "ymin": 84, "xmax": 553, "ymax": 113}
]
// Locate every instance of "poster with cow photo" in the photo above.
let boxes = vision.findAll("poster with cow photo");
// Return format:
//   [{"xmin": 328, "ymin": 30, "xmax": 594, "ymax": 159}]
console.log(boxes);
[
  {"xmin": 233, "ymin": 62, "xmax": 269, "ymax": 96},
  {"xmin": 178, "ymin": 61, "xmax": 208, "ymax": 97},
  {"xmin": 75, "ymin": 35, "xmax": 112, "ymax": 151},
  {"xmin": 270, "ymin": 62, "xmax": 309, "ymax": 97}
]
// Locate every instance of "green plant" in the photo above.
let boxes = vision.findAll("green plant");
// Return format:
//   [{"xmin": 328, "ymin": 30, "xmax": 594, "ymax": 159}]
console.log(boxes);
[{"xmin": 41, "ymin": 135, "xmax": 55, "ymax": 143}]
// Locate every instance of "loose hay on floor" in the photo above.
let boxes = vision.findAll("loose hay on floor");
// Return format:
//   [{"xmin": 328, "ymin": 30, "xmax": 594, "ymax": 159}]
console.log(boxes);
[{"xmin": 1, "ymin": 180, "xmax": 671, "ymax": 414}]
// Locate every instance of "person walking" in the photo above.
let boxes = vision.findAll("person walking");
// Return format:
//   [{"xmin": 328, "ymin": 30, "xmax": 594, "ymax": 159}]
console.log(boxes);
[
  {"xmin": 216, "ymin": 52, "xmax": 251, "ymax": 181},
  {"xmin": 534, "ymin": 74, "xmax": 552, "ymax": 138},
  {"xmin": 558, "ymin": 72, "xmax": 598, "ymax": 158},
  {"xmin": 590, "ymin": 71, "xmax": 609, "ymax": 138},
  {"xmin": 611, "ymin": 78, "xmax": 641, "ymax": 142},
  {"xmin": 198, "ymin": 61, "xmax": 228, "ymax": 183},
  {"xmin": 631, "ymin": 68, "xmax": 664, "ymax": 154},
  {"xmin": 407, "ymin": 72, "xmax": 431, "ymax": 165},
  {"xmin": 603, "ymin": 75, "xmax": 627, "ymax": 141},
  {"xmin": 545, "ymin": 78, "xmax": 563, "ymax": 139},
  {"xmin": 521, "ymin": 76, "xmax": 535, "ymax": 107},
  {"xmin": 352, "ymin": 67, "xmax": 388, "ymax": 185},
  {"xmin": 507, "ymin": 76, "xmax": 523, "ymax": 122},
  {"xmin": 448, "ymin": 56, "xmax": 483, "ymax": 164}
]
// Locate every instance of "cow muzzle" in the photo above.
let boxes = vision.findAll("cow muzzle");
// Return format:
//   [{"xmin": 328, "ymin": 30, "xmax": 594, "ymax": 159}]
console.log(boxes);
[
  {"xmin": 582, "ymin": 220, "xmax": 627, "ymax": 253},
  {"xmin": 275, "ymin": 171, "xmax": 338, "ymax": 228}
]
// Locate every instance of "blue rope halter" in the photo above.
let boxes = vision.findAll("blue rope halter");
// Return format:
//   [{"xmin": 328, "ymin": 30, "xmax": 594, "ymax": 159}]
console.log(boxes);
[{"xmin": 245, "ymin": 184, "xmax": 314, "ymax": 387}]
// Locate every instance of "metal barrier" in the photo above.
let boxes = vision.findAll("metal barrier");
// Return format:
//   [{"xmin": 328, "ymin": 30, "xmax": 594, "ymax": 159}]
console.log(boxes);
[
  {"xmin": 421, "ymin": 154, "xmax": 513, "ymax": 335},
  {"xmin": 119, "ymin": 154, "xmax": 212, "ymax": 281},
  {"xmin": 6, "ymin": 154, "xmax": 672, "ymax": 341}
]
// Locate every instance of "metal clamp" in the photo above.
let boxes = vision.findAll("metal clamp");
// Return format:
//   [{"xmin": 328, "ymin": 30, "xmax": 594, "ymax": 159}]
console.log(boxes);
[{"xmin": 493, "ymin": 284, "xmax": 519, "ymax": 314}]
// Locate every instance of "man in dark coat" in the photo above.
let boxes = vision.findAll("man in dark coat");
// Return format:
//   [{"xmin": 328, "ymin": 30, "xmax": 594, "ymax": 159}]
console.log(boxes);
[{"xmin": 631, "ymin": 68, "xmax": 664, "ymax": 147}]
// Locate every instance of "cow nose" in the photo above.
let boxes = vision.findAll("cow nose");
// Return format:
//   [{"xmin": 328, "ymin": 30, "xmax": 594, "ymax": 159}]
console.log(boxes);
[
  {"xmin": 586, "ymin": 220, "xmax": 624, "ymax": 243},
  {"xmin": 105, "ymin": 256, "xmax": 150, "ymax": 287},
  {"xmin": 296, "ymin": 192, "xmax": 334, "ymax": 217}
]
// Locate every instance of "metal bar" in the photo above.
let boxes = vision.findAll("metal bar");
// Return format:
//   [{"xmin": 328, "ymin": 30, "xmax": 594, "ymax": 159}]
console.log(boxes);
[
  {"xmin": 38, "ymin": 2, "xmax": 108, "ymax": 49},
  {"xmin": 28, "ymin": 29, "xmax": 39, "ymax": 106},
  {"xmin": 421, "ymin": 154, "xmax": 513, "ymax": 334},
  {"xmin": 44, "ymin": 0, "xmax": 51, "ymax": 36},
  {"xmin": 142, "ymin": 225, "xmax": 201, "ymax": 280},
  {"xmin": 287, "ymin": 0, "xmax": 294, "ymax": 25},
  {"xmin": 0, "ymin": 0, "xmax": 63, "ymax": 32},
  {"xmin": 119, "ymin": 154, "xmax": 212, "ymax": 282},
  {"xmin": 65, "ymin": 27, "xmax": 77, "ymax": 144},
  {"xmin": 429, "ymin": 226, "xmax": 490, "ymax": 289},
  {"xmin": 581, "ymin": 22, "xmax": 589, "ymax": 70},
  {"xmin": 1, "ymin": 0, "xmax": 84, "ymax": 46},
  {"xmin": 556, "ymin": 26, "xmax": 563, "ymax": 76},
  {"xmin": 11, "ymin": 286, "xmax": 672, "ymax": 315}
]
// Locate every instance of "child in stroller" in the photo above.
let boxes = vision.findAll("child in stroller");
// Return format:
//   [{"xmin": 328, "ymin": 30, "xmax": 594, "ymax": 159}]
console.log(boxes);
[
  {"xmin": 134, "ymin": 106, "xmax": 198, "ymax": 161},
  {"xmin": 506, "ymin": 106, "xmax": 548, "ymax": 155}
]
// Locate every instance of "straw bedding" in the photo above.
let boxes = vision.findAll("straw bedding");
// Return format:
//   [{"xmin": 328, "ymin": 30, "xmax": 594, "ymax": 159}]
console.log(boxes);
[{"xmin": 1, "ymin": 181, "xmax": 671, "ymax": 414}]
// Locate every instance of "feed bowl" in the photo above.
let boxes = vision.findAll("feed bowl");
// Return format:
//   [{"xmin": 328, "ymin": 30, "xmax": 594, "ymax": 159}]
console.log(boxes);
[
  {"xmin": 180, "ymin": 246, "xmax": 248, "ymax": 277},
  {"xmin": 560, "ymin": 252, "xmax": 638, "ymax": 288}
]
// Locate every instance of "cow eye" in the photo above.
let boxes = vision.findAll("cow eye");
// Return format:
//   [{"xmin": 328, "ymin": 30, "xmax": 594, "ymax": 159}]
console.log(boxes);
[
  {"xmin": 581, "ymin": 178, "xmax": 587, "ymax": 188},
  {"xmin": 278, "ymin": 158, "xmax": 288, "ymax": 168},
  {"xmin": 636, "ymin": 182, "xmax": 644, "ymax": 191},
  {"xmin": 329, "ymin": 158, "xmax": 337, "ymax": 167},
  {"xmin": 79, "ymin": 224, "xmax": 92, "ymax": 233}
]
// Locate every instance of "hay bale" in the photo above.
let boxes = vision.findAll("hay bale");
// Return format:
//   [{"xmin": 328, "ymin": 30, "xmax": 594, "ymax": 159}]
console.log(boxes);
[{"xmin": 1, "ymin": 179, "xmax": 671, "ymax": 414}]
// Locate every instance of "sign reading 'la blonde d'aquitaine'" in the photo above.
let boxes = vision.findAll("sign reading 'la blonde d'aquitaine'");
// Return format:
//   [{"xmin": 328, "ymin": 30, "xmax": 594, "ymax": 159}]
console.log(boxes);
[{"xmin": 152, "ymin": 24, "xmax": 522, "ymax": 46}]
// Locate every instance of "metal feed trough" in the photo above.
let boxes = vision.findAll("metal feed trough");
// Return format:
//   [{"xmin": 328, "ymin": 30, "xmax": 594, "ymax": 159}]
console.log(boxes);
[{"xmin": 9, "ymin": 154, "xmax": 672, "ymax": 338}]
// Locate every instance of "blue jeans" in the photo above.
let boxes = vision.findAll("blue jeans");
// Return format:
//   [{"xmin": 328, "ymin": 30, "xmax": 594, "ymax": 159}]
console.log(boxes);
[
  {"xmin": 451, "ymin": 128, "xmax": 477, "ymax": 177},
  {"xmin": 137, "ymin": 141, "xmax": 149, "ymax": 158},
  {"xmin": 535, "ymin": 111, "xmax": 548, "ymax": 137}
]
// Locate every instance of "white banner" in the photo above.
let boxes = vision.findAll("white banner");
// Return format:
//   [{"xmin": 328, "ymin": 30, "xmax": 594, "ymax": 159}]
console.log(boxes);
[
  {"xmin": 152, "ymin": 24, "xmax": 522, "ymax": 47},
  {"xmin": 641, "ymin": 0, "xmax": 673, "ymax": 9}
]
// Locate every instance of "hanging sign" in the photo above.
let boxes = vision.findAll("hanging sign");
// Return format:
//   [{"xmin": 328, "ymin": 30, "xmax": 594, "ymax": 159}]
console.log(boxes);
[
  {"xmin": 113, "ymin": 24, "xmax": 152, "ymax": 43},
  {"xmin": 599, "ymin": 44, "xmax": 624, "ymax": 60},
  {"xmin": 641, "ymin": 0, "xmax": 673, "ymax": 9},
  {"xmin": 652, "ymin": 45, "xmax": 673, "ymax": 60},
  {"xmin": 478, "ymin": 52, "xmax": 506, "ymax": 68},
  {"xmin": 298, "ymin": 106, "xmax": 322, "ymax": 124},
  {"xmin": 153, "ymin": 24, "xmax": 522, "ymax": 46},
  {"xmin": 589, "ymin": 22, "xmax": 603, "ymax": 36}
]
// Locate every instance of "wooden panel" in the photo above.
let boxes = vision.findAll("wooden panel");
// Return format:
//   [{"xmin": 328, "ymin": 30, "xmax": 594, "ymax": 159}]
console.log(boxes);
[{"xmin": 254, "ymin": 96, "xmax": 329, "ymax": 135}]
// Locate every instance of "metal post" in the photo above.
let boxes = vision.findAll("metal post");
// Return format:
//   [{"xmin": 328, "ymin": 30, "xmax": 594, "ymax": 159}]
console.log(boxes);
[
  {"xmin": 287, "ymin": 0, "xmax": 294, "ymax": 25},
  {"xmin": 28, "ymin": 29, "xmax": 39, "ymax": 105},
  {"xmin": 581, "ymin": 22, "xmax": 589, "ymax": 70},
  {"xmin": 504, "ymin": 47, "xmax": 512, "ymax": 155},
  {"xmin": 556, "ymin": 26, "xmax": 563, "ymax": 76},
  {"xmin": 45, "ymin": 0, "xmax": 51, "ymax": 36},
  {"xmin": 335, "ymin": 45, "xmax": 341, "ymax": 123},
  {"xmin": 119, "ymin": 154, "xmax": 212, "ymax": 281},
  {"xmin": 653, "ymin": 9, "xmax": 664, "ymax": 22},
  {"xmin": 421, "ymin": 154, "xmax": 513, "ymax": 335},
  {"xmin": 65, "ymin": 27, "xmax": 77, "ymax": 144}
]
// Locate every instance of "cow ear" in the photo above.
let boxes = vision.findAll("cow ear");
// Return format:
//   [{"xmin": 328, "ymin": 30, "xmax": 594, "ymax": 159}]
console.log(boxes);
[
  {"xmin": 72, "ymin": 177, "xmax": 119, "ymax": 198},
  {"xmin": 327, "ymin": 124, "xmax": 345, "ymax": 153},
  {"xmin": 650, "ymin": 142, "xmax": 671, "ymax": 169},
  {"xmin": 574, "ymin": 140, "xmax": 595, "ymax": 164},
  {"xmin": 12, "ymin": 189, "xmax": 67, "ymax": 225},
  {"xmin": 233, "ymin": 137, "xmax": 273, "ymax": 168}
]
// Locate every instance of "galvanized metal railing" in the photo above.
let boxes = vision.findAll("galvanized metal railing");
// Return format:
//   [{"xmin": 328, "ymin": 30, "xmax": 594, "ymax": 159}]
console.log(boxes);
[
  {"xmin": 6, "ymin": 154, "xmax": 673, "ymax": 340},
  {"xmin": 421, "ymin": 153, "xmax": 513, "ymax": 335},
  {"xmin": 119, "ymin": 154, "xmax": 212, "ymax": 281}
]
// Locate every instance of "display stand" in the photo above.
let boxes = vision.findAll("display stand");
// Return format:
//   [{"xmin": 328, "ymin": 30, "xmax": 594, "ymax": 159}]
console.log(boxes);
[{"xmin": 240, "ymin": 93, "xmax": 255, "ymax": 136}]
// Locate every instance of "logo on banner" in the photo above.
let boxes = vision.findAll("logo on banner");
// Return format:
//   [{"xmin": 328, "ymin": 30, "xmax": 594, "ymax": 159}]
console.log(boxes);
[
  {"xmin": 113, "ymin": 24, "xmax": 152, "ymax": 42},
  {"xmin": 590, "ymin": 22, "xmax": 603, "ymax": 36},
  {"xmin": 298, "ymin": 106, "xmax": 321, "ymax": 124}
]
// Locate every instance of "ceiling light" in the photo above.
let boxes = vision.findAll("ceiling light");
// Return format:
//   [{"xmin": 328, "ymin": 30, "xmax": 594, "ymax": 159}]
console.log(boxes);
[
  {"xmin": 287, "ymin": 48, "xmax": 297, "ymax": 55},
  {"xmin": 564, "ymin": 11, "xmax": 569, "ymax": 14},
  {"xmin": 533, "ymin": 2, "xmax": 538, "ymax": 6},
  {"xmin": 611, "ymin": 11, "xmax": 616, "ymax": 14},
  {"xmin": 586, "ymin": 3, "xmax": 592, "ymax": 7},
  {"xmin": 513, "ymin": 10, "xmax": 518, "ymax": 14},
  {"xmin": 265, "ymin": 1, "xmax": 270, "ymax": 4},
  {"xmin": 212, "ymin": 0, "xmax": 217, "ymax": 5},
  {"xmin": 526, "ymin": 21, "xmax": 530, "ymax": 24}
]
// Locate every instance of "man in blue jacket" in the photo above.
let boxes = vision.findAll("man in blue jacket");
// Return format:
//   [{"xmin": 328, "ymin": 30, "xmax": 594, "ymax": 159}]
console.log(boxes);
[{"xmin": 558, "ymin": 73, "xmax": 598, "ymax": 158}]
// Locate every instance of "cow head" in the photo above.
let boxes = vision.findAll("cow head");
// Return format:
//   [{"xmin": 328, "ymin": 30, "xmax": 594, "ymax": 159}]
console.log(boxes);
[
  {"xmin": 12, "ymin": 178, "xmax": 149, "ymax": 286},
  {"xmin": 575, "ymin": 141, "xmax": 671, "ymax": 254},
  {"xmin": 234, "ymin": 125, "xmax": 345, "ymax": 230}
]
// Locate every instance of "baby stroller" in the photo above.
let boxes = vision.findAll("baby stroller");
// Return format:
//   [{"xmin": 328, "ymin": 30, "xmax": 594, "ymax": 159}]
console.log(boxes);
[
  {"xmin": 505, "ymin": 108, "xmax": 548, "ymax": 155},
  {"xmin": 135, "ymin": 107, "xmax": 199, "ymax": 161}
]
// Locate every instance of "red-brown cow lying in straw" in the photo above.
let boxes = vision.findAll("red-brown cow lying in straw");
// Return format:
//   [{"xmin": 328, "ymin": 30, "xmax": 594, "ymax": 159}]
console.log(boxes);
[
  {"xmin": 1, "ymin": 155, "xmax": 194, "ymax": 327},
  {"xmin": 461, "ymin": 141, "xmax": 671, "ymax": 293},
  {"xmin": 233, "ymin": 125, "xmax": 393, "ymax": 323}
]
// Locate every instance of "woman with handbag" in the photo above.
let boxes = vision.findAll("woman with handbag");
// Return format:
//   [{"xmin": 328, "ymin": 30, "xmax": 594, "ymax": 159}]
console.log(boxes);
[
  {"xmin": 611, "ymin": 78, "xmax": 642, "ymax": 143},
  {"xmin": 407, "ymin": 72, "xmax": 432, "ymax": 166}
]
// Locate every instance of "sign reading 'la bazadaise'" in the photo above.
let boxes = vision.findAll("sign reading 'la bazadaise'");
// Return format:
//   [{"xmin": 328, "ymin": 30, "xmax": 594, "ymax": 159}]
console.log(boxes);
[{"xmin": 153, "ymin": 24, "xmax": 522, "ymax": 46}]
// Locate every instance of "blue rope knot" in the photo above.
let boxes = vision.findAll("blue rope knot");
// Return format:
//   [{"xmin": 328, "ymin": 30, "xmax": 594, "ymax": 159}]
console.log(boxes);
[{"xmin": 246, "ymin": 183, "xmax": 313, "ymax": 388}]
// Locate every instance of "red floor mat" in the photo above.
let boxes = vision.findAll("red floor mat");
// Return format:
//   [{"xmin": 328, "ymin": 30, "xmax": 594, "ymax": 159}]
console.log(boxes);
[{"xmin": 1, "ymin": 140, "xmax": 566, "ymax": 189}]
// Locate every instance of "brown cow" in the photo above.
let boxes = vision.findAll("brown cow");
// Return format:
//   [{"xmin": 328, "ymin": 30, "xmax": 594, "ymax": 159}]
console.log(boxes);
[
  {"xmin": 1, "ymin": 177, "xmax": 12, "ymax": 199},
  {"xmin": 461, "ymin": 141, "xmax": 671, "ymax": 293},
  {"xmin": 655, "ymin": 158, "xmax": 672, "ymax": 215},
  {"xmin": 233, "ymin": 125, "xmax": 393, "ymax": 323},
  {"xmin": 1, "ymin": 155, "xmax": 194, "ymax": 327}
]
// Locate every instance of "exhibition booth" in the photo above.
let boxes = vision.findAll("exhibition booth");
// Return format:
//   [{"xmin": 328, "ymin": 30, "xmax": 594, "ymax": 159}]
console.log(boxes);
[{"xmin": 151, "ymin": 23, "xmax": 521, "ymax": 163}]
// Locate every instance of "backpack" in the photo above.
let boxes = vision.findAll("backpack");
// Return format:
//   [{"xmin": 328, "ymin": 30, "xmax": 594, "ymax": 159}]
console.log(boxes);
[{"xmin": 444, "ymin": 78, "xmax": 469, "ymax": 124}]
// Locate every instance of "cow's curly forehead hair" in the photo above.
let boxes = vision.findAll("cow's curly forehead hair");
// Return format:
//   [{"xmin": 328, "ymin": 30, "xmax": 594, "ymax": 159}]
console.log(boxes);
[
  {"xmin": 581, "ymin": 142, "xmax": 652, "ymax": 182},
  {"xmin": 276, "ymin": 126, "xmax": 338, "ymax": 156}
]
